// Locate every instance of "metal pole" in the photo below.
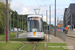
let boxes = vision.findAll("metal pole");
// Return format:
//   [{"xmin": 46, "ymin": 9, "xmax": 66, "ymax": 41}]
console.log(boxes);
[
  {"xmin": 71, "ymin": 14, "xmax": 72, "ymax": 30},
  {"xmin": 6, "ymin": 0, "xmax": 9, "ymax": 42},
  {"xmin": 55, "ymin": 0, "xmax": 56, "ymax": 36},
  {"xmin": 21, "ymin": 17, "xmax": 22, "ymax": 30},
  {"xmin": 3, "ymin": 0, "xmax": 6, "ymax": 35},
  {"xmin": 46, "ymin": 10, "xmax": 48, "ymax": 30},
  {"xmin": 10, "ymin": 12, "xmax": 12, "ymax": 32},
  {"xmin": 16, "ymin": 15, "xmax": 19, "ymax": 38},
  {"xmin": 13, "ymin": 12, "xmax": 14, "ymax": 33},
  {"xmin": 20, "ymin": 18, "xmax": 21, "ymax": 30},
  {"xmin": 57, "ymin": 17, "xmax": 59, "ymax": 25},
  {"xmin": 46, "ymin": 10, "xmax": 48, "ymax": 42},
  {"xmin": 48, "ymin": 5, "xmax": 51, "ymax": 42},
  {"xmin": 22, "ymin": 16, "xmax": 23, "ymax": 30},
  {"xmin": 42, "ymin": 14, "xmax": 44, "ymax": 31}
]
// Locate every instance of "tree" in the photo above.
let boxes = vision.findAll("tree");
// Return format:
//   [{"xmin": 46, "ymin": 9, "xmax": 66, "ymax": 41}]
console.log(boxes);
[
  {"xmin": 0, "ymin": 2, "xmax": 12, "ymax": 34},
  {"xmin": 18, "ymin": 15, "xmax": 27, "ymax": 30},
  {"xmin": 11, "ymin": 11, "xmax": 18, "ymax": 28},
  {"xmin": 0, "ymin": 0, "xmax": 12, "ymax": 3},
  {"xmin": 43, "ymin": 21, "xmax": 47, "ymax": 26}
]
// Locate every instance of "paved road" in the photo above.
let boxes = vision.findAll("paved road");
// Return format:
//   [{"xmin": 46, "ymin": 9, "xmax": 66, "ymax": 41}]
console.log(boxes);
[
  {"xmin": 67, "ymin": 31, "xmax": 75, "ymax": 36},
  {"xmin": 19, "ymin": 33, "xmax": 27, "ymax": 38},
  {"xmin": 66, "ymin": 36, "xmax": 75, "ymax": 50},
  {"xmin": 70, "ymin": 31, "xmax": 75, "ymax": 35}
]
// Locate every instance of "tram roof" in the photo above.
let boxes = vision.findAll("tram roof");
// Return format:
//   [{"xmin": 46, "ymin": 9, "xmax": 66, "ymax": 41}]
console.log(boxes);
[{"xmin": 28, "ymin": 15, "xmax": 42, "ymax": 18}]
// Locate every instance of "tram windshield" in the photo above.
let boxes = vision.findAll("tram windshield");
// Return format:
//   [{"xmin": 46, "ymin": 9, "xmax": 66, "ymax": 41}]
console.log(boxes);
[{"xmin": 27, "ymin": 17, "xmax": 43, "ymax": 32}]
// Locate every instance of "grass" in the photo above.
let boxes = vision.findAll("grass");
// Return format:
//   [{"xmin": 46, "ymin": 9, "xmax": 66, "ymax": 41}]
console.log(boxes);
[
  {"xmin": 9, "ymin": 38, "xmax": 27, "ymax": 41},
  {"xmin": 35, "ymin": 43, "xmax": 45, "ymax": 50},
  {"xmin": 0, "ymin": 35, "xmax": 5, "ymax": 41},
  {"xmin": 47, "ymin": 43, "xmax": 68, "ymax": 50},
  {"xmin": 0, "ymin": 32, "xmax": 24, "ymax": 41},
  {"xmin": 0, "ymin": 42, "xmax": 10, "ymax": 48},
  {"xmin": 21, "ymin": 44, "xmax": 34, "ymax": 50},
  {"xmin": 0, "ymin": 43, "xmax": 24, "ymax": 50},
  {"xmin": 9, "ymin": 33, "xmax": 16, "ymax": 38}
]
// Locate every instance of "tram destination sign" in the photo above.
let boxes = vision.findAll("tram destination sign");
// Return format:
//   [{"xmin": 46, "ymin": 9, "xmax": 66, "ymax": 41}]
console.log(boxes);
[{"xmin": 28, "ymin": 18, "xmax": 39, "ymax": 20}]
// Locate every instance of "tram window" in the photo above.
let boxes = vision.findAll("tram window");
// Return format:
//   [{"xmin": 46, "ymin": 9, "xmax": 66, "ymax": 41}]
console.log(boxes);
[{"xmin": 27, "ymin": 18, "xmax": 43, "ymax": 32}]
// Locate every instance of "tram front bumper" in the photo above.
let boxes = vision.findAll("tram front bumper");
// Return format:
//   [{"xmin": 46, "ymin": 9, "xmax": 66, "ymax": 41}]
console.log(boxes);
[{"xmin": 27, "ymin": 36, "xmax": 44, "ymax": 39}]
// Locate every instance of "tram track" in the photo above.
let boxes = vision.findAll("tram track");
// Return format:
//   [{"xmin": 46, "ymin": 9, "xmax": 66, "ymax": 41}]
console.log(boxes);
[
  {"xmin": 19, "ymin": 43, "xmax": 27, "ymax": 50},
  {"xmin": 28, "ymin": 41, "xmax": 39, "ymax": 50},
  {"xmin": 19, "ymin": 41, "xmax": 39, "ymax": 50},
  {"xmin": 19, "ymin": 35, "xmax": 46, "ymax": 50},
  {"xmin": 32, "ymin": 41, "xmax": 39, "ymax": 50}
]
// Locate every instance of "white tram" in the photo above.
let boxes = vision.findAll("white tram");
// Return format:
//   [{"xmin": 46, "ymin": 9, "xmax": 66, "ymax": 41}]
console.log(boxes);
[{"xmin": 27, "ymin": 15, "xmax": 44, "ymax": 39}]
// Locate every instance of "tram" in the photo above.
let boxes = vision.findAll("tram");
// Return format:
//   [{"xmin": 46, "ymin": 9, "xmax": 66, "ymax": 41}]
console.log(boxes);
[{"xmin": 27, "ymin": 15, "xmax": 44, "ymax": 39}]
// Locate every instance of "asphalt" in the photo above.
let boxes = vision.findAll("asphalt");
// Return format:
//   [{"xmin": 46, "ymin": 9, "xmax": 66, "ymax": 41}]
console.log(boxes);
[
  {"xmin": 18, "ymin": 33, "xmax": 27, "ymax": 38},
  {"xmin": 67, "ymin": 30, "xmax": 75, "ymax": 37},
  {"xmin": 66, "ymin": 36, "xmax": 75, "ymax": 50}
]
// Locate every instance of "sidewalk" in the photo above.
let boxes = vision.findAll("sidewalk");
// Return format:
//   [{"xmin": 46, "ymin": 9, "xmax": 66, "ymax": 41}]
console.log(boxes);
[
  {"xmin": 66, "ymin": 34, "xmax": 75, "ymax": 38},
  {"xmin": 45, "ymin": 34, "xmax": 65, "ymax": 43},
  {"xmin": 18, "ymin": 33, "xmax": 27, "ymax": 38},
  {"xmin": 66, "ymin": 30, "xmax": 75, "ymax": 38},
  {"xmin": 50, "ymin": 35, "xmax": 65, "ymax": 43}
]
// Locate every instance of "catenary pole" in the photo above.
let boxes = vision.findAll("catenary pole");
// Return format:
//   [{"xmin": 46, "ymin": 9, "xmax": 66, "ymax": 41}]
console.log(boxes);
[
  {"xmin": 46, "ymin": 10, "xmax": 48, "ymax": 30},
  {"xmin": 46, "ymin": 10, "xmax": 48, "ymax": 42},
  {"xmin": 16, "ymin": 15, "xmax": 19, "ymax": 38},
  {"xmin": 13, "ymin": 12, "xmax": 14, "ymax": 33},
  {"xmin": 6, "ymin": 0, "xmax": 9, "ymax": 42},
  {"xmin": 55, "ymin": 0, "xmax": 56, "ymax": 36},
  {"xmin": 22, "ymin": 16, "xmax": 23, "ymax": 30},
  {"xmin": 49, "ymin": 5, "xmax": 51, "ymax": 42}
]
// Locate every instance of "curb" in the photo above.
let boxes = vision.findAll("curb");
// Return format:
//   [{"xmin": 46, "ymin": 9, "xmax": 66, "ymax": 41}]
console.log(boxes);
[{"xmin": 66, "ymin": 34, "xmax": 75, "ymax": 38}]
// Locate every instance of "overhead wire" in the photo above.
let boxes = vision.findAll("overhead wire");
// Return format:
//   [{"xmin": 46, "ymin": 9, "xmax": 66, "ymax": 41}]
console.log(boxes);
[{"xmin": 35, "ymin": 0, "xmax": 40, "ymax": 7}]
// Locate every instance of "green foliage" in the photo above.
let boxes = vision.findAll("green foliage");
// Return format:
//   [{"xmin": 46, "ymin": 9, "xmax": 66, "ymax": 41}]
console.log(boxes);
[
  {"xmin": 11, "ymin": 11, "xmax": 18, "ymax": 28},
  {"xmin": 18, "ymin": 15, "xmax": 27, "ymax": 30},
  {"xmin": 43, "ymin": 21, "xmax": 47, "ymax": 25},
  {"xmin": 10, "ymin": 14, "xmax": 27, "ymax": 31},
  {"xmin": 43, "ymin": 21, "xmax": 54, "ymax": 30},
  {"xmin": 35, "ymin": 43, "xmax": 45, "ymax": 50},
  {"xmin": 0, "ymin": 2, "xmax": 13, "ymax": 34},
  {"xmin": 0, "ymin": 2, "xmax": 6, "ymax": 34}
]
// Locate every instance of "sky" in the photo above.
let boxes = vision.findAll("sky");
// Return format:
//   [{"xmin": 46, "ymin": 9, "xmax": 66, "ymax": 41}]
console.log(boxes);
[{"xmin": 10, "ymin": 0, "xmax": 75, "ymax": 25}]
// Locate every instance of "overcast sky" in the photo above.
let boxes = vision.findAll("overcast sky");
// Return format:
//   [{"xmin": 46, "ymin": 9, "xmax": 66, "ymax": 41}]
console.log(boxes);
[{"xmin": 10, "ymin": 0, "xmax": 75, "ymax": 25}]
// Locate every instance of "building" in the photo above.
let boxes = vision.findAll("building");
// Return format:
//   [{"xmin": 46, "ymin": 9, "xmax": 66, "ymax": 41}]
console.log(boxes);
[
  {"xmin": 63, "ymin": 8, "xmax": 68, "ymax": 27},
  {"xmin": 64, "ymin": 3, "xmax": 75, "ymax": 29}
]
